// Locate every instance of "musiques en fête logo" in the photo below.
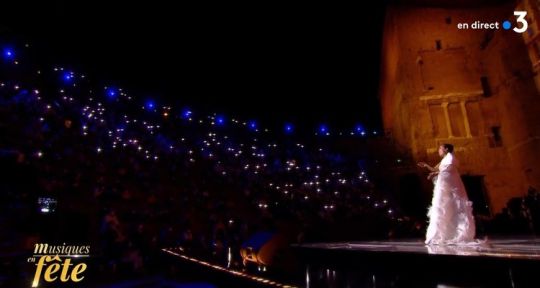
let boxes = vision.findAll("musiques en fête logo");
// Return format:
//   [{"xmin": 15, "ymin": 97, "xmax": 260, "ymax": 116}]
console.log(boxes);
[{"xmin": 28, "ymin": 243, "xmax": 90, "ymax": 287}]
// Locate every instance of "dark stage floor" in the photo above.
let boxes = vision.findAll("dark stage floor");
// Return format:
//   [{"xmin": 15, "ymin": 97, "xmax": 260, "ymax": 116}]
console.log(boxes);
[
  {"xmin": 297, "ymin": 237, "xmax": 540, "ymax": 260},
  {"xmin": 294, "ymin": 237, "xmax": 540, "ymax": 287}
]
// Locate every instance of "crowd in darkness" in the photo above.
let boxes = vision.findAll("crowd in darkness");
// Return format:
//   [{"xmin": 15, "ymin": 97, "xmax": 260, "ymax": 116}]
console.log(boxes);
[
  {"xmin": 486, "ymin": 187, "xmax": 540, "ymax": 236},
  {"xmin": 0, "ymin": 43, "xmax": 408, "ymax": 284}
]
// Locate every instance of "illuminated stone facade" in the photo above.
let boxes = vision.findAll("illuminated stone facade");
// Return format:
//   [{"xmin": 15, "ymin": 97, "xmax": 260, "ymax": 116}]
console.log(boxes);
[{"xmin": 379, "ymin": 2, "xmax": 540, "ymax": 213}]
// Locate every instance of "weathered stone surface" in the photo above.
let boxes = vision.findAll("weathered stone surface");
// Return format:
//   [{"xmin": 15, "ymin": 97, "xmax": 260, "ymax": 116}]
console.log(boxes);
[{"xmin": 379, "ymin": 2, "xmax": 540, "ymax": 213}]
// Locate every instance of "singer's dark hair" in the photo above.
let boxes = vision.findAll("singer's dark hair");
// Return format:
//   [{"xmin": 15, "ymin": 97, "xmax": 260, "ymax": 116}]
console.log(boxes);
[{"xmin": 442, "ymin": 143, "xmax": 454, "ymax": 153}]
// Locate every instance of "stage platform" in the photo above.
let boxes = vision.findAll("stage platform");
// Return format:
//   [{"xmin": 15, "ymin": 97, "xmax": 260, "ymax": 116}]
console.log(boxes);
[
  {"xmin": 162, "ymin": 247, "xmax": 301, "ymax": 288},
  {"xmin": 162, "ymin": 238, "xmax": 540, "ymax": 287},
  {"xmin": 293, "ymin": 238, "xmax": 540, "ymax": 288}
]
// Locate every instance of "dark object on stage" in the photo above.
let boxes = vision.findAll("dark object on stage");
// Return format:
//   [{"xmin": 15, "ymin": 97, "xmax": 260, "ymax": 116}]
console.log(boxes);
[
  {"xmin": 240, "ymin": 231, "xmax": 290, "ymax": 267},
  {"xmin": 37, "ymin": 197, "xmax": 57, "ymax": 213}
]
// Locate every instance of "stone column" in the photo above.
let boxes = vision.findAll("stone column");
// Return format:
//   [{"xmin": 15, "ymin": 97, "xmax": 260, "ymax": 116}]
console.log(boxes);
[
  {"xmin": 460, "ymin": 100, "xmax": 472, "ymax": 138},
  {"xmin": 441, "ymin": 102, "xmax": 452, "ymax": 138}
]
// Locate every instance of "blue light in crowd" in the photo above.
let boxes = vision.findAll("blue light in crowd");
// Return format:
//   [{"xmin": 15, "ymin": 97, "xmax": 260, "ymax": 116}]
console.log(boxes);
[
  {"xmin": 145, "ymin": 100, "xmax": 155, "ymax": 110},
  {"xmin": 3, "ymin": 48, "xmax": 14, "ymax": 59},
  {"xmin": 248, "ymin": 120, "xmax": 257, "ymax": 130},
  {"xmin": 182, "ymin": 108, "xmax": 193, "ymax": 119},
  {"xmin": 62, "ymin": 71, "xmax": 74, "ymax": 82},
  {"xmin": 216, "ymin": 115, "xmax": 225, "ymax": 125},
  {"xmin": 319, "ymin": 124, "xmax": 328, "ymax": 134},
  {"xmin": 105, "ymin": 87, "xmax": 118, "ymax": 99},
  {"xmin": 355, "ymin": 124, "xmax": 365, "ymax": 134},
  {"xmin": 284, "ymin": 123, "xmax": 294, "ymax": 134}
]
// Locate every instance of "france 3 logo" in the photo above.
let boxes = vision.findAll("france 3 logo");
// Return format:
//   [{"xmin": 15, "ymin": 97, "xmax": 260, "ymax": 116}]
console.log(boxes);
[
  {"xmin": 458, "ymin": 11, "xmax": 529, "ymax": 33},
  {"xmin": 504, "ymin": 11, "xmax": 528, "ymax": 33}
]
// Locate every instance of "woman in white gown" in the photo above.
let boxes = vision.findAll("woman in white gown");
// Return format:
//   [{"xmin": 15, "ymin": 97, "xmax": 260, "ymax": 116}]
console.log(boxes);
[{"xmin": 418, "ymin": 144, "xmax": 476, "ymax": 245}]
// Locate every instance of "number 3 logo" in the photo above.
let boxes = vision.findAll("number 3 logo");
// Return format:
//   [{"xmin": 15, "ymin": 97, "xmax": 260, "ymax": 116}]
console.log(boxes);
[{"xmin": 514, "ymin": 11, "xmax": 528, "ymax": 33}]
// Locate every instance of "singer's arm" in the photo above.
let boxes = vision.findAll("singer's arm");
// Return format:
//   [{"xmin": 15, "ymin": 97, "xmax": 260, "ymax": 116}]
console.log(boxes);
[{"xmin": 417, "ymin": 162, "xmax": 440, "ymax": 172}]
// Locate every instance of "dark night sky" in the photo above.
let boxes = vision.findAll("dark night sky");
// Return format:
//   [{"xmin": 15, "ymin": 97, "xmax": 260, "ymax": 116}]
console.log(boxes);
[{"xmin": 1, "ymin": 1, "xmax": 387, "ymax": 131}]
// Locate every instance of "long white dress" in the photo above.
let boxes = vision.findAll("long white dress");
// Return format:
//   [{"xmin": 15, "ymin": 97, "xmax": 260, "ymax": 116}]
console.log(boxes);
[{"xmin": 425, "ymin": 153, "xmax": 476, "ymax": 245}]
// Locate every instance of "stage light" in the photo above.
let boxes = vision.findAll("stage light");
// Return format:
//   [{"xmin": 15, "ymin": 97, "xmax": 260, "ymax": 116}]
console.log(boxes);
[
  {"xmin": 284, "ymin": 123, "xmax": 294, "ymax": 134},
  {"xmin": 182, "ymin": 108, "xmax": 192, "ymax": 119},
  {"xmin": 355, "ymin": 124, "xmax": 365, "ymax": 135},
  {"xmin": 62, "ymin": 71, "xmax": 74, "ymax": 83},
  {"xmin": 248, "ymin": 120, "xmax": 257, "ymax": 131},
  {"xmin": 318, "ymin": 124, "xmax": 329, "ymax": 135},
  {"xmin": 3, "ymin": 48, "xmax": 14, "ymax": 59},
  {"xmin": 105, "ymin": 87, "xmax": 118, "ymax": 99},
  {"xmin": 145, "ymin": 100, "xmax": 155, "ymax": 110},
  {"xmin": 216, "ymin": 115, "xmax": 225, "ymax": 125}
]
